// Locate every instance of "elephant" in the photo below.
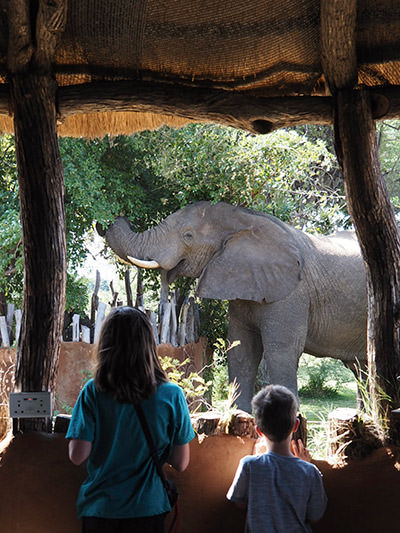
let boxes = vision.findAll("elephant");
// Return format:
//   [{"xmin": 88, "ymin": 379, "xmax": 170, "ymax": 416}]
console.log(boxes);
[{"xmin": 99, "ymin": 201, "xmax": 367, "ymax": 412}]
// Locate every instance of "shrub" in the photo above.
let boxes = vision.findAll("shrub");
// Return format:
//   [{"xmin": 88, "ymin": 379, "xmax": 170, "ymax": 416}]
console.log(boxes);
[{"xmin": 298, "ymin": 355, "xmax": 355, "ymax": 398}]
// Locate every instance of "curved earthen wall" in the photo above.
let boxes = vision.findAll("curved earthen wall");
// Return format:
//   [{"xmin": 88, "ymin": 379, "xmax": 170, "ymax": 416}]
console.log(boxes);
[
  {"xmin": 1, "ymin": 431, "xmax": 400, "ymax": 532},
  {"xmin": 0, "ymin": 339, "xmax": 206, "ymax": 438},
  {"xmin": 0, "ymin": 431, "xmax": 251, "ymax": 533}
]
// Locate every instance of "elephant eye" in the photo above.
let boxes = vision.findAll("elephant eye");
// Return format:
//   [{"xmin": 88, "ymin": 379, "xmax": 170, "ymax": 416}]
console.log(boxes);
[{"xmin": 183, "ymin": 231, "xmax": 193, "ymax": 242}]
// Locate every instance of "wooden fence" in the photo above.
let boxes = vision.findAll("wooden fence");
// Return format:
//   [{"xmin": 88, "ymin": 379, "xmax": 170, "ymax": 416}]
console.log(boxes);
[
  {"xmin": 0, "ymin": 304, "xmax": 21, "ymax": 348},
  {"xmin": 0, "ymin": 271, "xmax": 200, "ymax": 347}
]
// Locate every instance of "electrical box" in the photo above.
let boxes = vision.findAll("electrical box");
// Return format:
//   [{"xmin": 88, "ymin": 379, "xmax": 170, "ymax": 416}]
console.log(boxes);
[{"xmin": 9, "ymin": 392, "xmax": 52, "ymax": 418}]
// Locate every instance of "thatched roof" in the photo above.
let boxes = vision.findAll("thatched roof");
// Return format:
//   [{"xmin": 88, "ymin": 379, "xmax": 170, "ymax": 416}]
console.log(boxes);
[{"xmin": 1, "ymin": 0, "xmax": 400, "ymax": 137}]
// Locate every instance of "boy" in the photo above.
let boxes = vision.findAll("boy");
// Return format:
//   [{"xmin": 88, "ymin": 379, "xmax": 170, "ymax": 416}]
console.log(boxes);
[{"xmin": 227, "ymin": 385, "xmax": 327, "ymax": 532}]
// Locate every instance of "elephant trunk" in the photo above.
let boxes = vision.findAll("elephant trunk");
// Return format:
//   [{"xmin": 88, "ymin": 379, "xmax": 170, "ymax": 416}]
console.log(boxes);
[{"xmin": 103, "ymin": 217, "xmax": 161, "ymax": 268}]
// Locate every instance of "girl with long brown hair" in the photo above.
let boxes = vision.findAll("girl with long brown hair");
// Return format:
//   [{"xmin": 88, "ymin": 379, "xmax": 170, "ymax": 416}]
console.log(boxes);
[{"xmin": 67, "ymin": 307, "xmax": 195, "ymax": 533}]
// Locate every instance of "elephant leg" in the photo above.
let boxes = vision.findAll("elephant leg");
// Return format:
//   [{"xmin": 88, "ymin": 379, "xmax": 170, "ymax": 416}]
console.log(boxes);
[
  {"xmin": 227, "ymin": 305, "xmax": 263, "ymax": 413},
  {"xmin": 259, "ymin": 295, "xmax": 309, "ymax": 403}
]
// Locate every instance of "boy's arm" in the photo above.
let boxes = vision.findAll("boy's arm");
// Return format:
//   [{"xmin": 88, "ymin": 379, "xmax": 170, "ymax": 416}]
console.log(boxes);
[
  {"xmin": 307, "ymin": 469, "xmax": 328, "ymax": 523},
  {"xmin": 226, "ymin": 457, "xmax": 249, "ymax": 508},
  {"xmin": 291, "ymin": 439, "xmax": 327, "ymax": 522},
  {"xmin": 291, "ymin": 438, "xmax": 311, "ymax": 462}
]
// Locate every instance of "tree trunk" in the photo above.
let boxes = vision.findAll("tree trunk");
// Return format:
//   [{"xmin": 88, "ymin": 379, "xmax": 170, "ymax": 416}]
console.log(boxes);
[
  {"xmin": 125, "ymin": 268, "xmax": 133, "ymax": 307},
  {"xmin": 0, "ymin": 291, "xmax": 6, "ymax": 317},
  {"xmin": 334, "ymin": 88, "xmax": 400, "ymax": 425},
  {"xmin": 11, "ymin": 73, "xmax": 66, "ymax": 431},
  {"xmin": 135, "ymin": 268, "xmax": 144, "ymax": 309}
]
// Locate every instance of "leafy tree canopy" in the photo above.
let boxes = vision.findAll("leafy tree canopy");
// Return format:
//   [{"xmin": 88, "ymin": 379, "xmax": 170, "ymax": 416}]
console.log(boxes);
[{"xmin": 2, "ymin": 121, "xmax": 399, "ymax": 319}]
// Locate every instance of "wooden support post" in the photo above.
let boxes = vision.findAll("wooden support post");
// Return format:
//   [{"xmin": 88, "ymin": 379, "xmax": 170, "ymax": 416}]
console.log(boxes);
[
  {"xmin": 334, "ymin": 88, "xmax": 400, "ymax": 423},
  {"xmin": 321, "ymin": 0, "xmax": 400, "ymax": 433},
  {"xmin": 320, "ymin": 0, "xmax": 357, "ymax": 92},
  {"xmin": 8, "ymin": 0, "xmax": 67, "ymax": 431}
]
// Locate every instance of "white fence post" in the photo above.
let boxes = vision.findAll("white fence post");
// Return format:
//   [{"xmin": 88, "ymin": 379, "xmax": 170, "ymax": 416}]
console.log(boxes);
[
  {"xmin": 81, "ymin": 326, "xmax": 91, "ymax": 344},
  {"xmin": 160, "ymin": 301, "xmax": 172, "ymax": 344},
  {"xmin": 6, "ymin": 304, "xmax": 14, "ymax": 337},
  {"xmin": 14, "ymin": 309, "xmax": 22, "ymax": 345},
  {"xmin": 148, "ymin": 311, "xmax": 159, "ymax": 344},
  {"xmin": 72, "ymin": 314, "xmax": 80, "ymax": 342},
  {"xmin": 170, "ymin": 294, "xmax": 178, "ymax": 347},
  {"xmin": 0, "ymin": 316, "xmax": 10, "ymax": 347},
  {"xmin": 94, "ymin": 302, "xmax": 107, "ymax": 343}
]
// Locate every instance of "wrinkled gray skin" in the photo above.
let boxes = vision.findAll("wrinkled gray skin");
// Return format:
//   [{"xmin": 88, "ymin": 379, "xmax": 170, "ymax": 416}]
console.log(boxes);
[{"xmin": 102, "ymin": 201, "xmax": 367, "ymax": 412}]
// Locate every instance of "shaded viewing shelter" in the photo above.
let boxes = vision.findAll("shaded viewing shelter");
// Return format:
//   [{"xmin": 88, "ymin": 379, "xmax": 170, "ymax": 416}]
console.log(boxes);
[{"xmin": 1, "ymin": 0, "xmax": 400, "ymax": 433}]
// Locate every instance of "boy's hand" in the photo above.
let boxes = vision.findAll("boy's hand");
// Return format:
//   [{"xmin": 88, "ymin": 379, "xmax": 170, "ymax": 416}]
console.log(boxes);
[{"xmin": 291, "ymin": 438, "xmax": 311, "ymax": 462}]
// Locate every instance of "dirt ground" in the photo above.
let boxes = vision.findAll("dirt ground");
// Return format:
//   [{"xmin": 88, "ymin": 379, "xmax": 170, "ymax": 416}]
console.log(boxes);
[{"xmin": 0, "ymin": 431, "xmax": 400, "ymax": 533}]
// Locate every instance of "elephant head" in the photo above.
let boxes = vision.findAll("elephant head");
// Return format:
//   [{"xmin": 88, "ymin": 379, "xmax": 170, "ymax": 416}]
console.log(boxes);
[{"xmin": 101, "ymin": 201, "xmax": 304, "ymax": 304}]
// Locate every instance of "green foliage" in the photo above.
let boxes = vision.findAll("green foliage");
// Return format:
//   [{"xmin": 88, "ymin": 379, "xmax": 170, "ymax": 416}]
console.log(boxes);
[
  {"xmin": 209, "ymin": 354, "xmax": 229, "ymax": 405},
  {"xmin": 298, "ymin": 354, "xmax": 355, "ymax": 398},
  {"xmin": 209, "ymin": 339, "xmax": 241, "ymax": 406},
  {"xmin": 198, "ymin": 299, "xmax": 228, "ymax": 348},
  {"xmin": 145, "ymin": 124, "xmax": 346, "ymax": 232},
  {"xmin": 5, "ymin": 120, "xmax": 400, "ymax": 322},
  {"xmin": 377, "ymin": 120, "xmax": 400, "ymax": 214},
  {"xmin": 299, "ymin": 382, "xmax": 358, "ymax": 459},
  {"xmin": 0, "ymin": 136, "xmax": 22, "ymax": 306},
  {"xmin": 0, "ymin": 123, "xmax": 351, "ymax": 312},
  {"xmin": 160, "ymin": 356, "xmax": 211, "ymax": 412},
  {"xmin": 65, "ymin": 273, "xmax": 90, "ymax": 315},
  {"xmin": 353, "ymin": 365, "xmax": 392, "ymax": 430},
  {"xmin": 217, "ymin": 379, "xmax": 241, "ymax": 432}
]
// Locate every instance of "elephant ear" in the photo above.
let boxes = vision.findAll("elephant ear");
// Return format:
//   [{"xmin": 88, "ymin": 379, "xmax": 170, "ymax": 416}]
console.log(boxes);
[{"xmin": 197, "ymin": 222, "xmax": 303, "ymax": 303}]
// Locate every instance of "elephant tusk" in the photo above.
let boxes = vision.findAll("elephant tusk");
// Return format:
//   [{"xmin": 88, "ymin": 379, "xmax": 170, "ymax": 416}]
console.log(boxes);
[{"xmin": 127, "ymin": 256, "xmax": 160, "ymax": 269}]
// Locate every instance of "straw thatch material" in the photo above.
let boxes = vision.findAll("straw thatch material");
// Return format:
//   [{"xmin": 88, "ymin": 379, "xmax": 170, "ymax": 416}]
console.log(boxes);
[
  {"xmin": 1, "ymin": 0, "xmax": 400, "ymax": 136},
  {"xmin": 58, "ymin": 111, "xmax": 194, "ymax": 138}
]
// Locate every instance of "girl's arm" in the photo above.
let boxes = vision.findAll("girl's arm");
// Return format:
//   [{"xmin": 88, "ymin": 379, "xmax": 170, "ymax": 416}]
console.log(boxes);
[
  {"xmin": 167, "ymin": 443, "xmax": 190, "ymax": 472},
  {"xmin": 68, "ymin": 439, "xmax": 92, "ymax": 465}
]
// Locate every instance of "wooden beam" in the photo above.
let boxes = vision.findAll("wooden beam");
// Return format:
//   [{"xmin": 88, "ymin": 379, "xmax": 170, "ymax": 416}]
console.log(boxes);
[
  {"xmin": 321, "ymin": 0, "xmax": 357, "ymax": 92},
  {"xmin": 9, "ymin": 0, "xmax": 67, "ymax": 431},
  {"xmin": 0, "ymin": 80, "xmax": 399, "ymax": 132},
  {"xmin": 334, "ymin": 88, "xmax": 400, "ymax": 423},
  {"xmin": 52, "ymin": 83, "xmax": 400, "ymax": 131},
  {"xmin": 57, "ymin": 81, "xmax": 334, "ymax": 134}
]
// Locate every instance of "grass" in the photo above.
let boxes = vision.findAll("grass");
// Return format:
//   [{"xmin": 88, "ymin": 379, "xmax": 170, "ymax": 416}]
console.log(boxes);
[
  {"xmin": 299, "ymin": 382, "xmax": 357, "ymax": 420},
  {"xmin": 297, "ymin": 355, "xmax": 358, "ymax": 459}
]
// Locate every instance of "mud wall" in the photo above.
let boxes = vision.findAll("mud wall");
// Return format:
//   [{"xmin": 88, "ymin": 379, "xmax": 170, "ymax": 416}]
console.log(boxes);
[
  {"xmin": 0, "ymin": 339, "xmax": 207, "ymax": 437},
  {"xmin": 1, "ymin": 430, "xmax": 400, "ymax": 533},
  {"xmin": 0, "ymin": 431, "xmax": 251, "ymax": 533}
]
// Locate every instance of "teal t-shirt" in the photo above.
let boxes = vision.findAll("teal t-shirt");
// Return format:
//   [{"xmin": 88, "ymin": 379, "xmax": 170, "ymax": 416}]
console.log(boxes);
[{"xmin": 66, "ymin": 379, "xmax": 195, "ymax": 519}]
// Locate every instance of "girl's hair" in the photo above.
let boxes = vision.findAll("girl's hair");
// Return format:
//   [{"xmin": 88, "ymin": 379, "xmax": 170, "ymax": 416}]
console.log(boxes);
[{"xmin": 94, "ymin": 306, "xmax": 168, "ymax": 403}]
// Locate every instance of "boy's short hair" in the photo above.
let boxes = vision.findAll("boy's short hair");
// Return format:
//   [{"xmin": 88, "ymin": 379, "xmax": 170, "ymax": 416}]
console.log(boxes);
[{"xmin": 252, "ymin": 385, "xmax": 297, "ymax": 442}]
